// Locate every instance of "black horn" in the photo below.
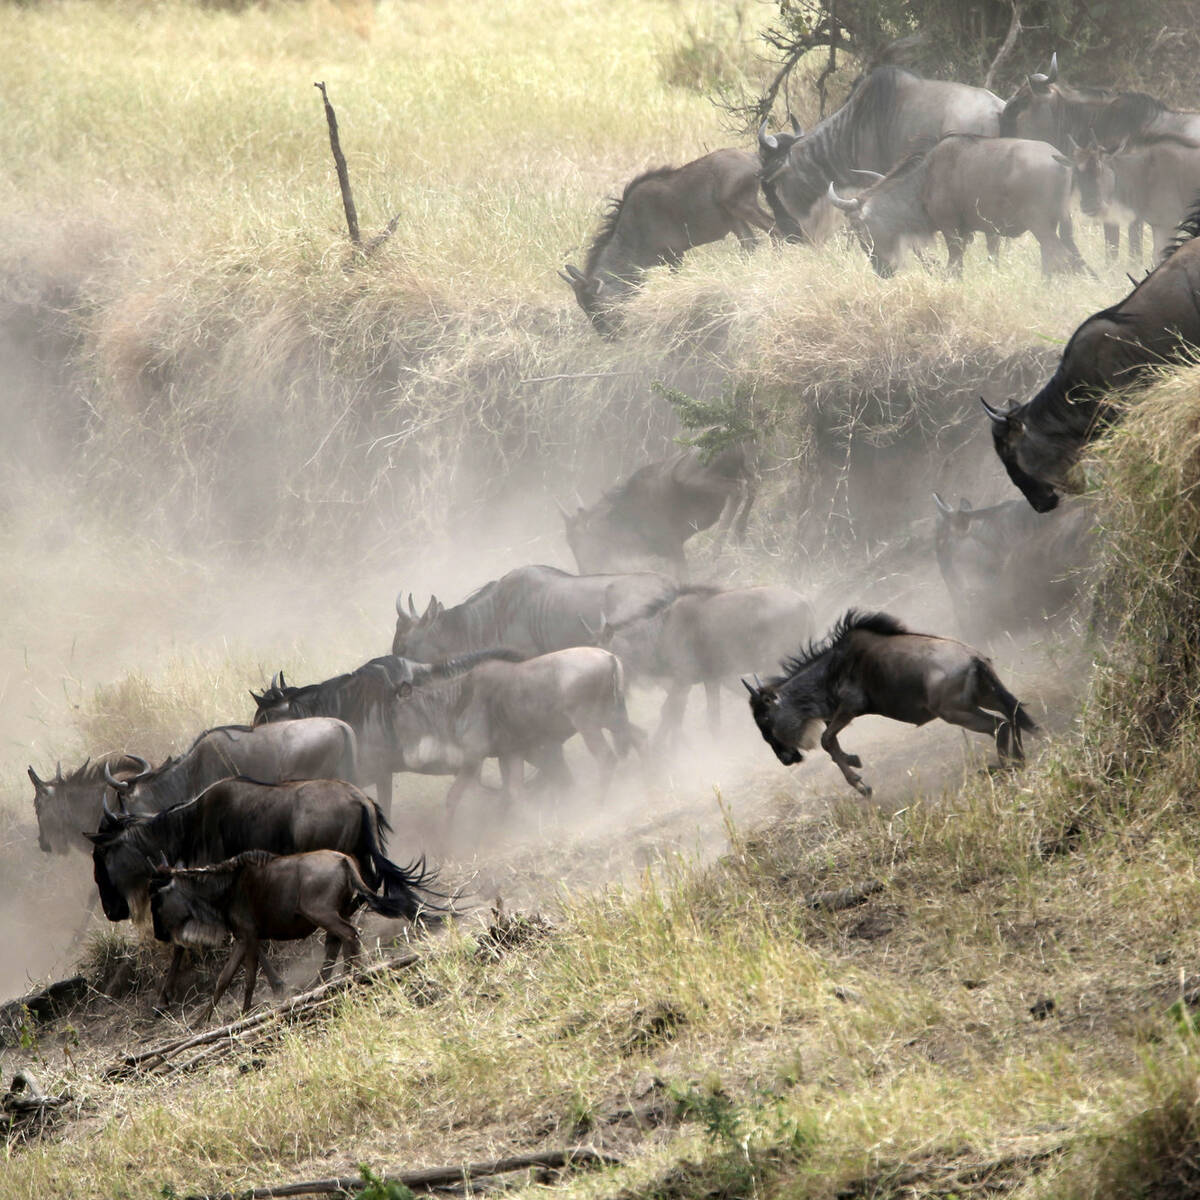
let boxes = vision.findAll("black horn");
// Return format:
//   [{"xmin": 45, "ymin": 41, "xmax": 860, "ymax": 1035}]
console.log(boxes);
[
  {"xmin": 980, "ymin": 397, "xmax": 1009, "ymax": 422},
  {"xmin": 104, "ymin": 761, "xmax": 132, "ymax": 791},
  {"xmin": 932, "ymin": 491, "xmax": 954, "ymax": 515},
  {"xmin": 758, "ymin": 117, "xmax": 778, "ymax": 152},
  {"xmin": 27, "ymin": 766, "xmax": 45, "ymax": 790},
  {"xmin": 826, "ymin": 181, "xmax": 860, "ymax": 213}
]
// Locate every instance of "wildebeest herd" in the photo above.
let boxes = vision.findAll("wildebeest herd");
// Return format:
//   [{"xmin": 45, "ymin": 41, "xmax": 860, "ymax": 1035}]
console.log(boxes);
[{"xmin": 23, "ymin": 51, "xmax": 1200, "ymax": 1021}]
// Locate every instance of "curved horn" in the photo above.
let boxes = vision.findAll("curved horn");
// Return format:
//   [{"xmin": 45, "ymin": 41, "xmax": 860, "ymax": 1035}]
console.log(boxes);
[
  {"xmin": 742, "ymin": 676, "xmax": 759, "ymax": 696},
  {"xmin": 758, "ymin": 117, "xmax": 779, "ymax": 152},
  {"xmin": 1046, "ymin": 51, "xmax": 1058, "ymax": 82},
  {"xmin": 101, "ymin": 790, "xmax": 118, "ymax": 821},
  {"xmin": 826, "ymin": 181, "xmax": 861, "ymax": 212},
  {"xmin": 932, "ymin": 491, "xmax": 954, "ymax": 515},
  {"xmin": 270, "ymin": 672, "xmax": 280, "ymax": 690},
  {"xmin": 27, "ymin": 766, "xmax": 45, "ymax": 790},
  {"xmin": 408, "ymin": 593, "xmax": 418, "ymax": 618},
  {"xmin": 55, "ymin": 761, "xmax": 64, "ymax": 782},
  {"xmin": 421, "ymin": 596, "xmax": 437, "ymax": 621},
  {"xmin": 565, "ymin": 264, "xmax": 587, "ymax": 282},
  {"xmin": 104, "ymin": 761, "xmax": 133, "ymax": 792},
  {"xmin": 980, "ymin": 397, "xmax": 1009, "ymax": 422},
  {"xmin": 788, "ymin": 113, "xmax": 802, "ymax": 134},
  {"xmin": 1065, "ymin": 133, "xmax": 1081, "ymax": 153},
  {"xmin": 849, "ymin": 169, "xmax": 885, "ymax": 182},
  {"xmin": 395, "ymin": 591, "xmax": 405, "ymax": 618},
  {"xmin": 278, "ymin": 671, "xmax": 287, "ymax": 690}
]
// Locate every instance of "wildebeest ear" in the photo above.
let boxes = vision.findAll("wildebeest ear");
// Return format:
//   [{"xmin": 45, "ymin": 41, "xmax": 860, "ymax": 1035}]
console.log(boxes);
[
  {"xmin": 248, "ymin": 689, "xmax": 264, "ymax": 704},
  {"xmin": 84, "ymin": 831, "xmax": 106, "ymax": 845},
  {"xmin": 741, "ymin": 677, "xmax": 759, "ymax": 697}
]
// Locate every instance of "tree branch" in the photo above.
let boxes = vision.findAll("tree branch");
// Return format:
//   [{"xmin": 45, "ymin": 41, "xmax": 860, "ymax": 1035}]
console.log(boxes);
[
  {"xmin": 984, "ymin": 1, "xmax": 1024, "ymax": 92},
  {"xmin": 314, "ymin": 80, "xmax": 361, "ymax": 247}
]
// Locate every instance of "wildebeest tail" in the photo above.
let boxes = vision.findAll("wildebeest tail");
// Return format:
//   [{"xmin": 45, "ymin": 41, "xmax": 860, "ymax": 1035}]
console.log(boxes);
[
  {"xmin": 358, "ymin": 803, "xmax": 445, "ymax": 918},
  {"xmin": 338, "ymin": 725, "xmax": 360, "ymax": 785},
  {"xmin": 605, "ymin": 657, "xmax": 640, "ymax": 758},
  {"xmin": 977, "ymin": 659, "xmax": 1039, "ymax": 734}
]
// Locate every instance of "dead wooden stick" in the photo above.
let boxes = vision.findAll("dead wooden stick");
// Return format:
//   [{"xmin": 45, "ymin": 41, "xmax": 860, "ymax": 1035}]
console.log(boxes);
[
  {"xmin": 108, "ymin": 955, "xmax": 418, "ymax": 1078},
  {"xmin": 314, "ymin": 80, "xmax": 360, "ymax": 246},
  {"xmin": 184, "ymin": 1147, "xmax": 621, "ymax": 1200}
]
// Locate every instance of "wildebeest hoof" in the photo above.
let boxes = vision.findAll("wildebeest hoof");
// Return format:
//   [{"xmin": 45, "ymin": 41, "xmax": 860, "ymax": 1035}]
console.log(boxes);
[{"xmin": 854, "ymin": 780, "xmax": 873, "ymax": 798}]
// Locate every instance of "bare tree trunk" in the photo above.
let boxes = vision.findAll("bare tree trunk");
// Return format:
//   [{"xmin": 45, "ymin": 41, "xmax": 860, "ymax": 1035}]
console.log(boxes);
[
  {"xmin": 984, "ymin": 1, "xmax": 1023, "ymax": 92},
  {"xmin": 314, "ymin": 80, "xmax": 361, "ymax": 247}
]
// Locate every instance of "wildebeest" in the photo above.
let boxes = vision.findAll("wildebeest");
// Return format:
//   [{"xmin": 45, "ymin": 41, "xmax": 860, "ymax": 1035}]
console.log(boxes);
[
  {"xmin": 1070, "ymin": 134, "xmax": 1200, "ymax": 263},
  {"xmin": 561, "ymin": 445, "xmax": 756, "ymax": 576},
  {"xmin": 101, "ymin": 719, "xmax": 358, "ymax": 814},
  {"xmin": 250, "ymin": 654, "xmax": 509, "ymax": 818},
  {"xmin": 744, "ymin": 610, "xmax": 1038, "ymax": 796},
  {"xmin": 933, "ymin": 493, "xmax": 1095, "ymax": 645},
  {"xmin": 600, "ymin": 584, "xmax": 815, "ymax": 744},
  {"xmin": 826, "ymin": 134, "xmax": 1086, "ymax": 275},
  {"xmin": 150, "ymin": 849, "xmax": 413, "ymax": 1017},
  {"xmin": 758, "ymin": 66, "xmax": 1003, "ymax": 233},
  {"xmin": 560, "ymin": 149, "xmax": 774, "ymax": 337},
  {"xmin": 88, "ymin": 776, "xmax": 432, "ymax": 930},
  {"xmin": 985, "ymin": 204, "xmax": 1200, "ymax": 511},
  {"xmin": 1000, "ymin": 54, "xmax": 1200, "ymax": 257},
  {"xmin": 393, "ymin": 565, "xmax": 675, "ymax": 660},
  {"xmin": 28, "ymin": 753, "xmax": 147, "ymax": 856},
  {"xmin": 389, "ymin": 647, "xmax": 641, "ymax": 825}
]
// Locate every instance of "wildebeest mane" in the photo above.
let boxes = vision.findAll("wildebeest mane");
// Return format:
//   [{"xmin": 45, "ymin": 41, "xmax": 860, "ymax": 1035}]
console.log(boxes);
[
  {"xmin": 584, "ymin": 167, "xmax": 678, "ymax": 276},
  {"xmin": 180, "ymin": 723, "xmax": 255, "ymax": 756},
  {"xmin": 777, "ymin": 609, "xmax": 908, "ymax": 679},
  {"xmin": 59, "ymin": 753, "xmax": 143, "ymax": 786},
  {"xmin": 268, "ymin": 656, "xmax": 412, "ymax": 725}
]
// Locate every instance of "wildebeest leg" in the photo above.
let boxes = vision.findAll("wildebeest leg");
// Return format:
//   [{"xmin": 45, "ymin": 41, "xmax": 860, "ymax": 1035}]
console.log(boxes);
[
  {"xmin": 241, "ymin": 939, "xmax": 262, "ymax": 1014},
  {"xmin": 206, "ymin": 941, "xmax": 247, "ymax": 1022},
  {"xmin": 577, "ymin": 725, "xmax": 618, "ymax": 791},
  {"xmin": 499, "ymin": 754, "xmax": 524, "ymax": 809},
  {"xmin": 1103, "ymin": 221, "xmax": 1120, "ymax": 260},
  {"xmin": 157, "ymin": 945, "xmax": 187, "ymax": 1007},
  {"xmin": 943, "ymin": 232, "xmax": 967, "ymax": 276},
  {"xmin": 443, "ymin": 764, "xmax": 482, "ymax": 834},
  {"xmin": 820, "ymin": 711, "xmax": 871, "ymax": 797},
  {"xmin": 704, "ymin": 681, "xmax": 721, "ymax": 734},
  {"xmin": 731, "ymin": 221, "xmax": 759, "ymax": 252},
  {"xmin": 654, "ymin": 685, "xmax": 690, "ymax": 749},
  {"xmin": 317, "ymin": 931, "xmax": 341, "ymax": 983}
]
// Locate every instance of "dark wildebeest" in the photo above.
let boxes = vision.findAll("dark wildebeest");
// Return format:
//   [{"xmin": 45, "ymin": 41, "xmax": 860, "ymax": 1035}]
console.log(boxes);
[
  {"xmin": 100, "ymin": 718, "xmax": 358, "ymax": 814},
  {"xmin": 758, "ymin": 66, "xmax": 1003, "ymax": 234},
  {"xmin": 392, "ymin": 565, "xmax": 676, "ymax": 660},
  {"xmin": 150, "ymin": 849, "xmax": 413, "ymax": 1017},
  {"xmin": 826, "ymin": 134, "xmax": 1086, "ymax": 275},
  {"xmin": 560, "ymin": 445, "xmax": 756, "ymax": 576},
  {"xmin": 90, "ymin": 776, "xmax": 434, "ymax": 1002},
  {"xmin": 390, "ymin": 647, "xmax": 641, "ymax": 826},
  {"xmin": 251, "ymin": 652, "xmax": 524, "ymax": 817},
  {"xmin": 985, "ymin": 205, "xmax": 1200, "ymax": 511},
  {"xmin": 560, "ymin": 149, "xmax": 774, "ymax": 337},
  {"xmin": 28, "ymin": 753, "xmax": 147, "ymax": 856},
  {"xmin": 932, "ymin": 493, "xmax": 1095, "ymax": 645},
  {"xmin": 599, "ymin": 584, "xmax": 815, "ymax": 744},
  {"xmin": 1070, "ymin": 134, "xmax": 1200, "ymax": 263},
  {"xmin": 744, "ymin": 610, "xmax": 1038, "ymax": 797},
  {"xmin": 1000, "ymin": 53, "xmax": 1200, "ymax": 258}
]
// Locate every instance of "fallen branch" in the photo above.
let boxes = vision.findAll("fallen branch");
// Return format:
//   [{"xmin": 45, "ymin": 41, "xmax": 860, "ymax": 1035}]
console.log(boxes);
[
  {"xmin": 185, "ymin": 1147, "xmax": 621, "ymax": 1200},
  {"xmin": 983, "ymin": 1, "xmax": 1024, "ymax": 92},
  {"xmin": 106, "ymin": 955, "xmax": 419, "ymax": 1079},
  {"xmin": 806, "ymin": 880, "xmax": 884, "ymax": 911},
  {"xmin": 315, "ymin": 80, "xmax": 360, "ymax": 247},
  {"xmin": 835, "ymin": 1143, "xmax": 1065, "ymax": 1198}
]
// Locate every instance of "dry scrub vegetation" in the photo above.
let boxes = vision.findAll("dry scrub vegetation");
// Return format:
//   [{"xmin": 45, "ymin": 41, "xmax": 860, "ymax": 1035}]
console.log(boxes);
[{"xmin": 3, "ymin": 2, "xmax": 1200, "ymax": 1198}]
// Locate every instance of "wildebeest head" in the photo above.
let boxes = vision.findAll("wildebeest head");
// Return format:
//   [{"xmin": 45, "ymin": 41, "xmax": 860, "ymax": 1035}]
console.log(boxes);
[
  {"xmin": 150, "ymin": 868, "xmax": 231, "ymax": 950},
  {"xmin": 87, "ymin": 805, "xmax": 153, "ymax": 923},
  {"xmin": 1069, "ymin": 136, "xmax": 1121, "ymax": 219},
  {"xmin": 392, "ymin": 594, "xmax": 444, "ymax": 658},
  {"xmin": 249, "ymin": 672, "xmax": 299, "ymax": 726},
  {"xmin": 999, "ymin": 53, "xmax": 1062, "ymax": 141},
  {"xmin": 742, "ymin": 676, "xmax": 823, "ymax": 767},
  {"xmin": 757, "ymin": 116, "xmax": 805, "ymax": 173},
  {"xmin": 558, "ymin": 264, "xmax": 623, "ymax": 339},
  {"xmin": 825, "ymin": 179, "xmax": 901, "ymax": 276},
  {"xmin": 100, "ymin": 754, "xmax": 155, "ymax": 812},
  {"xmin": 28, "ymin": 762, "xmax": 68, "ymax": 855},
  {"xmin": 981, "ymin": 397, "xmax": 1062, "ymax": 513}
]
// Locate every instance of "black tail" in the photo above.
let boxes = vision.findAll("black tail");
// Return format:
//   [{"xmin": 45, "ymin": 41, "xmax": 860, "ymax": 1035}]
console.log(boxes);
[
  {"xmin": 357, "ymin": 803, "xmax": 444, "ymax": 919},
  {"xmin": 351, "ymin": 875, "xmax": 423, "ymax": 920}
]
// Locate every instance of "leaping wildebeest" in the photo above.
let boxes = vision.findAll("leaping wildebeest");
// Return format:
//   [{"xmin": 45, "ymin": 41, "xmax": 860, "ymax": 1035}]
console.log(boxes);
[
  {"xmin": 560, "ymin": 148, "xmax": 774, "ymax": 337},
  {"xmin": 561, "ymin": 445, "xmax": 756, "ymax": 576},
  {"xmin": 150, "ymin": 849, "xmax": 414, "ymax": 1018},
  {"xmin": 100, "ymin": 719, "xmax": 358, "ymax": 814},
  {"xmin": 758, "ymin": 66, "xmax": 1003, "ymax": 234},
  {"xmin": 389, "ymin": 646, "xmax": 643, "ymax": 828},
  {"xmin": 826, "ymin": 134, "xmax": 1086, "ymax": 275},
  {"xmin": 29, "ymin": 753, "xmax": 148, "ymax": 856},
  {"xmin": 744, "ymin": 610, "xmax": 1038, "ymax": 797},
  {"xmin": 985, "ymin": 202, "xmax": 1200, "ymax": 511},
  {"xmin": 393, "ymin": 565, "xmax": 676, "ymax": 660},
  {"xmin": 600, "ymin": 584, "xmax": 815, "ymax": 744}
]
